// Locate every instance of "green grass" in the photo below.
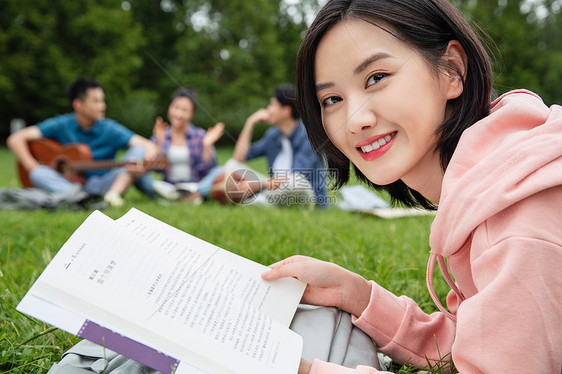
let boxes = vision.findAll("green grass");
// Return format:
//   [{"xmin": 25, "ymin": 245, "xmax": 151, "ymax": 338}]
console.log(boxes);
[{"xmin": 0, "ymin": 146, "xmax": 453, "ymax": 373}]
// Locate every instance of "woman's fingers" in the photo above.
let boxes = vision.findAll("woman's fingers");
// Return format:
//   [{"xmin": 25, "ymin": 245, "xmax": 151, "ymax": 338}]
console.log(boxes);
[
  {"xmin": 262, "ymin": 256, "xmax": 332, "ymax": 283},
  {"xmin": 262, "ymin": 256, "xmax": 312, "ymax": 280}
]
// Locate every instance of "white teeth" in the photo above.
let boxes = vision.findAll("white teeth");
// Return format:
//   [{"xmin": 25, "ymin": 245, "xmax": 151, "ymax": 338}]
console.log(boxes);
[
  {"xmin": 360, "ymin": 134, "xmax": 394, "ymax": 153},
  {"xmin": 362, "ymin": 143, "xmax": 374, "ymax": 153}
]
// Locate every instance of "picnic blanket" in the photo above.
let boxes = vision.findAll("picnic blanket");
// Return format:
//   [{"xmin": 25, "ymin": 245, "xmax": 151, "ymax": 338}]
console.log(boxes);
[
  {"xmin": 337, "ymin": 185, "xmax": 436, "ymax": 219},
  {"xmin": 0, "ymin": 185, "xmax": 102, "ymax": 210}
]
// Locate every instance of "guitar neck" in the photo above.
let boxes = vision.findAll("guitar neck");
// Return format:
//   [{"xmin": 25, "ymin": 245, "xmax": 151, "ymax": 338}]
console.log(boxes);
[
  {"xmin": 67, "ymin": 158, "xmax": 167, "ymax": 172},
  {"xmin": 67, "ymin": 160, "xmax": 130, "ymax": 172}
]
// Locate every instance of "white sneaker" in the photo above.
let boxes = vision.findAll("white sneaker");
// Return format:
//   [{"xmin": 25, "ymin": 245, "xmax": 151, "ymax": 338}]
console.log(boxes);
[
  {"xmin": 153, "ymin": 180, "xmax": 180, "ymax": 200},
  {"xmin": 175, "ymin": 182, "xmax": 199, "ymax": 194},
  {"xmin": 104, "ymin": 191, "xmax": 124, "ymax": 207}
]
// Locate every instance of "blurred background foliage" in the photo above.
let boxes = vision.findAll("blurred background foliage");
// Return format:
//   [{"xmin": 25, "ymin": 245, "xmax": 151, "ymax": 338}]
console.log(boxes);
[{"xmin": 0, "ymin": 0, "xmax": 560, "ymax": 144}]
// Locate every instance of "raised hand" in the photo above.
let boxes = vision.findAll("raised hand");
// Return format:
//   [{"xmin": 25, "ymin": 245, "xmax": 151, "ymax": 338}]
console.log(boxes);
[
  {"xmin": 247, "ymin": 108, "xmax": 271, "ymax": 126},
  {"xmin": 203, "ymin": 122, "xmax": 225, "ymax": 147},
  {"xmin": 153, "ymin": 116, "xmax": 168, "ymax": 145}
]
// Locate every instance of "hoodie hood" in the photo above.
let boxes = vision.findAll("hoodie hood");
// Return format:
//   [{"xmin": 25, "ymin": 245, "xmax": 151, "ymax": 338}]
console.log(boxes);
[
  {"xmin": 425, "ymin": 90, "xmax": 562, "ymax": 322},
  {"xmin": 430, "ymin": 90, "xmax": 562, "ymax": 257}
]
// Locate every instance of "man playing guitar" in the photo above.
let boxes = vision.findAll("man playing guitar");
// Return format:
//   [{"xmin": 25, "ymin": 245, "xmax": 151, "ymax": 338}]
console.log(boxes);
[{"xmin": 7, "ymin": 77, "xmax": 160, "ymax": 207}]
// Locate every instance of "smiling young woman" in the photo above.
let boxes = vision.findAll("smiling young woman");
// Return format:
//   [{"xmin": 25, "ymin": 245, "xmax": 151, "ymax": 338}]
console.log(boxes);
[
  {"xmin": 262, "ymin": 0, "xmax": 562, "ymax": 373},
  {"xmin": 315, "ymin": 20, "xmax": 464, "ymax": 200}
]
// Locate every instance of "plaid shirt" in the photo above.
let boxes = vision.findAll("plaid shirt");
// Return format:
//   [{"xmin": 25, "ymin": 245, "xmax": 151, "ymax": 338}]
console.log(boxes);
[{"xmin": 154, "ymin": 124, "xmax": 217, "ymax": 183}]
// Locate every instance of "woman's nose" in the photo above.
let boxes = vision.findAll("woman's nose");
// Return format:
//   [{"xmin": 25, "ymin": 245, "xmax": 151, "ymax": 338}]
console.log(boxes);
[{"xmin": 345, "ymin": 96, "xmax": 377, "ymax": 134}]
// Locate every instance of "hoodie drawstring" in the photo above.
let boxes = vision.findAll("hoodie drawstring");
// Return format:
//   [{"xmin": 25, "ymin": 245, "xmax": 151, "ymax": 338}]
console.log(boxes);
[{"xmin": 426, "ymin": 253, "xmax": 466, "ymax": 323}]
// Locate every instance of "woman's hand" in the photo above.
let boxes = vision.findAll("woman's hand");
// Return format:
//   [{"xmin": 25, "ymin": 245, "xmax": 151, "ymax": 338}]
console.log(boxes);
[
  {"xmin": 153, "ymin": 116, "xmax": 168, "ymax": 146},
  {"xmin": 261, "ymin": 255, "xmax": 371, "ymax": 317},
  {"xmin": 203, "ymin": 122, "xmax": 225, "ymax": 147}
]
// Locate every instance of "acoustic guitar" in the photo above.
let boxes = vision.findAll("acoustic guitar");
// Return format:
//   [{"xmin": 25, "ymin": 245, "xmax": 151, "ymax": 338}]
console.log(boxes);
[{"xmin": 18, "ymin": 139, "xmax": 169, "ymax": 188}]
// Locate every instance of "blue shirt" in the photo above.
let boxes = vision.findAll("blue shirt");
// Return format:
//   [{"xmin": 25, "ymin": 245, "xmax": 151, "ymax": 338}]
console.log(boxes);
[
  {"xmin": 246, "ymin": 120, "xmax": 329, "ymax": 206},
  {"xmin": 38, "ymin": 113, "xmax": 134, "ymax": 176}
]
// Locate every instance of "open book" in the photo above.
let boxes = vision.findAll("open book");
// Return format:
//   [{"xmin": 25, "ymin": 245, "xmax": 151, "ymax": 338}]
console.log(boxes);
[{"xmin": 17, "ymin": 208, "xmax": 306, "ymax": 374}]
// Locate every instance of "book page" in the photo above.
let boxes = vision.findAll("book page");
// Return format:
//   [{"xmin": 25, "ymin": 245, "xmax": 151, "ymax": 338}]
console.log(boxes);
[
  {"xmin": 24, "ymin": 209, "xmax": 304, "ymax": 374},
  {"xmin": 116, "ymin": 208, "xmax": 304, "ymax": 327}
]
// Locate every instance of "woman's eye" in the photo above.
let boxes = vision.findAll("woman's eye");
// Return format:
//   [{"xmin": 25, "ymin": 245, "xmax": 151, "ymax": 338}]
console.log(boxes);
[
  {"xmin": 321, "ymin": 96, "xmax": 342, "ymax": 107},
  {"xmin": 366, "ymin": 73, "xmax": 387, "ymax": 88}
]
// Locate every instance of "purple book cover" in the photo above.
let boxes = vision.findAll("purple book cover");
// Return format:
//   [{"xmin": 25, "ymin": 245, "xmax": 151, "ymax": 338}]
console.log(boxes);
[{"xmin": 78, "ymin": 320, "xmax": 181, "ymax": 373}]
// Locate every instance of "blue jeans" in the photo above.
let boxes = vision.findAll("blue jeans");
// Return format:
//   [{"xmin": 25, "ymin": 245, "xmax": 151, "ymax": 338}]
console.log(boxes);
[
  {"xmin": 196, "ymin": 166, "xmax": 224, "ymax": 197},
  {"xmin": 29, "ymin": 165, "xmax": 77, "ymax": 192}
]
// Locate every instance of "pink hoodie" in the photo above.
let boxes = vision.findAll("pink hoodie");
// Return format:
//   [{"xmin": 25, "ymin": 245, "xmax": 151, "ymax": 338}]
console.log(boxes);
[{"xmin": 310, "ymin": 90, "xmax": 562, "ymax": 374}]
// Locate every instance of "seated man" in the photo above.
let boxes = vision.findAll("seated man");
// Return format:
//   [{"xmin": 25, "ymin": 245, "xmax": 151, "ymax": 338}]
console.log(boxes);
[
  {"xmin": 7, "ymin": 77, "xmax": 159, "ymax": 207},
  {"xmin": 231, "ymin": 83, "xmax": 329, "ymax": 207}
]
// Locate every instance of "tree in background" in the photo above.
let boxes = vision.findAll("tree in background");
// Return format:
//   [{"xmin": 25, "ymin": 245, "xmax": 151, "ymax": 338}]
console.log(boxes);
[
  {"xmin": 0, "ymin": 0, "xmax": 560, "ymax": 144},
  {"xmin": 0, "ymin": 0, "xmax": 317, "ymax": 142},
  {"xmin": 126, "ymin": 0, "xmax": 315, "ymax": 143},
  {"xmin": 454, "ymin": 0, "xmax": 562, "ymax": 105},
  {"xmin": 0, "ymin": 0, "xmax": 146, "ymax": 140}
]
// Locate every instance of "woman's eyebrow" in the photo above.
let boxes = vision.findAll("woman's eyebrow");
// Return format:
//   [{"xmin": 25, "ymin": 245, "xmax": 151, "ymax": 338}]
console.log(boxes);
[
  {"xmin": 315, "ymin": 52, "xmax": 392, "ymax": 92},
  {"xmin": 353, "ymin": 52, "xmax": 391, "ymax": 75},
  {"xmin": 315, "ymin": 82, "xmax": 334, "ymax": 92}
]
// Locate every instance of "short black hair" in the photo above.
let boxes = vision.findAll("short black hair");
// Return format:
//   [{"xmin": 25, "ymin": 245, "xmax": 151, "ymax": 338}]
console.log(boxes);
[
  {"xmin": 67, "ymin": 77, "xmax": 102, "ymax": 106},
  {"xmin": 171, "ymin": 86, "xmax": 198, "ymax": 113},
  {"xmin": 274, "ymin": 83, "xmax": 299, "ymax": 119},
  {"xmin": 296, "ymin": 0, "xmax": 493, "ymax": 209}
]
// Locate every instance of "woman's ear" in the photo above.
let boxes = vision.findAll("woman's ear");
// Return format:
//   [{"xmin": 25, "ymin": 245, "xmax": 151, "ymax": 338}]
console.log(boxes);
[{"xmin": 443, "ymin": 40, "xmax": 467, "ymax": 100}]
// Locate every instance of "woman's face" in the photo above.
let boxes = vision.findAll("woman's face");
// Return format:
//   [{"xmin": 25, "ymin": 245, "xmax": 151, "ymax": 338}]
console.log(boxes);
[
  {"xmin": 315, "ymin": 20, "xmax": 460, "ymax": 196},
  {"xmin": 168, "ymin": 97, "xmax": 194, "ymax": 128}
]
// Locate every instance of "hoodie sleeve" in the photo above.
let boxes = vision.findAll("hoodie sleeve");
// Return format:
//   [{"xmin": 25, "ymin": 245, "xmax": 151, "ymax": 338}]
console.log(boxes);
[{"xmin": 308, "ymin": 281, "xmax": 457, "ymax": 373}]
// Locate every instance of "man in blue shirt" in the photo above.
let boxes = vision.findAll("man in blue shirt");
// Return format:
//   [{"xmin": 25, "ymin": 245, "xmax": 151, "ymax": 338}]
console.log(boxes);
[
  {"xmin": 232, "ymin": 83, "xmax": 328, "ymax": 207},
  {"xmin": 7, "ymin": 78, "xmax": 159, "ymax": 207}
]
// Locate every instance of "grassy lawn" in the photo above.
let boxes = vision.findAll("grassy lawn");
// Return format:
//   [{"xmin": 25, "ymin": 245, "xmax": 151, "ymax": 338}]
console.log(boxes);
[{"xmin": 0, "ymin": 146, "xmax": 451, "ymax": 373}]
